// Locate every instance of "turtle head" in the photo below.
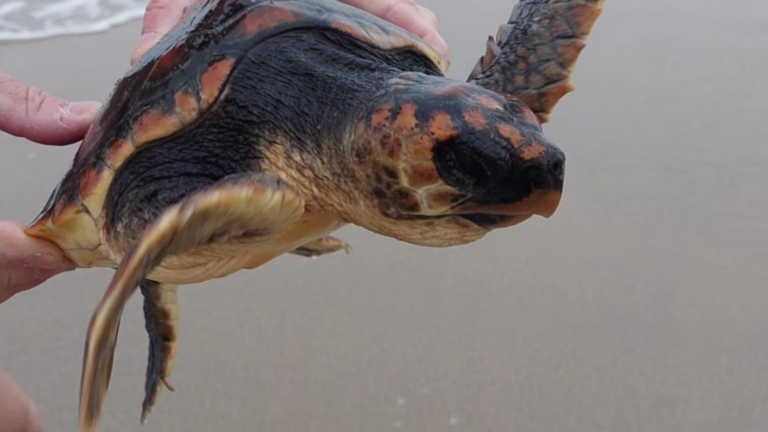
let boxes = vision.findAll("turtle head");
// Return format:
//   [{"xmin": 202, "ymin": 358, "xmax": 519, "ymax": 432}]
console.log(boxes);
[{"xmin": 344, "ymin": 72, "xmax": 565, "ymax": 247}]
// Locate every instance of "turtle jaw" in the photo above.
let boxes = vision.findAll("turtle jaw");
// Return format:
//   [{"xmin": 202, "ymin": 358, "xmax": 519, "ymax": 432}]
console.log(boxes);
[
  {"xmin": 460, "ymin": 213, "xmax": 532, "ymax": 230},
  {"xmin": 456, "ymin": 187, "xmax": 563, "ymax": 230}
]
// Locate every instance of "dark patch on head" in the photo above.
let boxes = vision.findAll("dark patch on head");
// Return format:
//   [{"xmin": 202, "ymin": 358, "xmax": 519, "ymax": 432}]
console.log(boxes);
[
  {"xmin": 372, "ymin": 187, "xmax": 387, "ymax": 199},
  {"xmin": 380, "ymin": 134, "xmax": 402, "ymax": 159},
  {"xmin": 391, "ymin": 188, "xmax": 421, "ymax": 213},
  {"xmin": 381, "ymin": 164, "xmax": 399, "ymax": 180}
]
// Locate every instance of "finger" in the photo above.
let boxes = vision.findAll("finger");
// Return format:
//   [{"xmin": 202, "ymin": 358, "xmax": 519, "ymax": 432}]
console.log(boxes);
[
  {"xmin": 0, "ymin": 221, "xmax": 75, "ymax": 304},
  {"xmin": 0, "ymin": 71, "xmax": 100, "ymax": 146},
  {"xmin": 0, "ymin": 367, "xmax": 41, "ymax": 432},
  {"xmin": 340, "ymin": 0, "xmax": 449, "ymax": 59},
  {"xmin": 130, "ymin": 0, "xmax": 202, "ymax": 65}
]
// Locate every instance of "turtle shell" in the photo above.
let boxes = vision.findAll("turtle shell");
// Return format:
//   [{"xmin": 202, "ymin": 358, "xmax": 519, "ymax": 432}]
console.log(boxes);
[{"xmin": 25, "ymin": 0, "xmax": 450, "ymax": 267}]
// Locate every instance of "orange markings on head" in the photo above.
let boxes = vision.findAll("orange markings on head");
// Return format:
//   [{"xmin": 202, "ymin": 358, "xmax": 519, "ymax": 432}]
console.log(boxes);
[
  {"xmin": 393, "ymin": 102, "xmax": 418, "ymax": 132},
  {"xmin": 475, "ymin": 94, "xmax": 503, "ymax": 111},
  {"xmin": 496, "ymin": 122, "xmax": 523, "ymax": 148},
  {"xmin": 131, "ymin": 109, "xmax": 184, "ymax": 147},
  {"xmin": 199, "ymin": 57, "xmax": 236, "ymax": 110},
  {"xmin": 520, "ymin": 142, "xmax": 546, "ymax": 161},
  {"xmin": 370, "ymin": 103, "xmax": 392, "ymax": 129},
  {"xmin": 462, "ymin": 109, "xmax": 488, "ymax": 130},
  {"xmin": 427, "ymin": 112, "xmax": 459, "ymax": 141},
  {"xmin": 235, "ymin": 5, "xmax": 299, "ymax": 38}
]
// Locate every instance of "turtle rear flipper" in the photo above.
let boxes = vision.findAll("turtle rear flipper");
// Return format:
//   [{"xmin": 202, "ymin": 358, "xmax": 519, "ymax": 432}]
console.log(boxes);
[
  {"xmin": 78, "ymin": 172, "xmax": 305, "ymax": 432},
  {"xmin": 467, "ymin": 0, "xmax": 605, "ymax": 123},
  {"xmin": 139, "ymin": 280, "xmax": 178, "ymax": 424}
]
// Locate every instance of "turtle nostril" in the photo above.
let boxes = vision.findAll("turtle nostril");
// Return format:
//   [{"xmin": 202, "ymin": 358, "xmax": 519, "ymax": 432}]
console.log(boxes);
[
  {"xmin": 549, "ymin": 158, "xmax": 564, "ymax": 180},
  {"xmin": 545, "ymin": 149, "xmax": 565, "ymax": 184}
]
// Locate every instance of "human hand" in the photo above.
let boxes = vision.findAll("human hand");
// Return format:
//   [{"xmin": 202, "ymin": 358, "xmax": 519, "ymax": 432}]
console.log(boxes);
[
  {"xmin": 130, "ymin": 0, "xmax": 449, "ymax": 65},
  {"xmin": 0, "ymin": 72, "xmax": 99, "ymax": 303},
  {"xmin": 0, "ymin": 367, "xmax": 41, "ymax": 432}
]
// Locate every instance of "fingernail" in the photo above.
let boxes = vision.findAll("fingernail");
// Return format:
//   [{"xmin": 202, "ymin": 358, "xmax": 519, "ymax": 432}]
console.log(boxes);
[{"xmin": 67, "ymin": 101, "xmax": 101, "ymax": 119}]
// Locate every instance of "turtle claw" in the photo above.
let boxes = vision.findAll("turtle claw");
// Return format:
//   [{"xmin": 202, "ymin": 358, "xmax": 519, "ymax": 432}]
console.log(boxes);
[{"xmin": 290, "ymin": 235, "xmax": 352, "ymax": 258}]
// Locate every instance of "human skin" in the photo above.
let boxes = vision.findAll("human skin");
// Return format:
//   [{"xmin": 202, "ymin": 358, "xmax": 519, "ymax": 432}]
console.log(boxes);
[{"xmin": 0, "ymin": 1, "xmax": 447, "ymax": 431}]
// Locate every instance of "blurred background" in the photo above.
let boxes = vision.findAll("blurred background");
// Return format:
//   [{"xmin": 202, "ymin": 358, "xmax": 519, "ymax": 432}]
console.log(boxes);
[{"xmin": 1, "ymin": 1, "xmax": 767, "ymax": 431}]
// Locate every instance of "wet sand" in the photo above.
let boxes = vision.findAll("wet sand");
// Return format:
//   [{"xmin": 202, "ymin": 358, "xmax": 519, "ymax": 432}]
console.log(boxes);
[{"xmin": 1, "ymin": 1, "xmax": 767, "ymax": 431}]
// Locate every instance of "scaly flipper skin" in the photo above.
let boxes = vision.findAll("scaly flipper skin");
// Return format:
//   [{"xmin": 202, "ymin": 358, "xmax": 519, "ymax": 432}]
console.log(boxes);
[
  {"xmin": 467, "ymin": 0, "xmax": 605, "ymax": 123},
  {"xmin": 139, "ymin": 280, "xmax": 178, "ymax": 424},
  {"xmin": 78, "ymin": 172, "xmax": 305, "ymax": 432},
  {"xmin": 290, "ymin": 236, "xmax": 352, "ymax": 258}
]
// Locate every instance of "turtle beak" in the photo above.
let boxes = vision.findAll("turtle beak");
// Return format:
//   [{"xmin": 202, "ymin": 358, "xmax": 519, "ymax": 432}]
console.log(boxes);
[{"xmin": 457, "ymin": 188, "xmax": 563, "ymax": 225}]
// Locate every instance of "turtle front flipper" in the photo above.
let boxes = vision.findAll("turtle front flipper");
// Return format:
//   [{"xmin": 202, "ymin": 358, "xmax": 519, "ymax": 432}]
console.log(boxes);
[
  {"xmin": 290, "ymin": 236, "xmax": 351, "ymax": 258},
  {"xmin": 467, "ymin": 0, "xmax": 605, "ymax": 123},
  {"xmin": 139, "ymin": 280, "xmax": 178, "ymax": 424},
  {"xmin": 78, "ymin": 172, "xmax": 305, "ymax": 432}
]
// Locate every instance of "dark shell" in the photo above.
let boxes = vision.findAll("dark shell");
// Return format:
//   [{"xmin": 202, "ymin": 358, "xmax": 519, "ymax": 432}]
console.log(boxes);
[{"xmin": 25, "ymin": 0, "xmax": 448, "ymax": 264}]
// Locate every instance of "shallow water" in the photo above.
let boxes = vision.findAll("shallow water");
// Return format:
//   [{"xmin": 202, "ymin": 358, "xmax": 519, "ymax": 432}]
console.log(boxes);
[{"xmin": 0, "ymin": 0, "xmax": 146, "ymax": 41}]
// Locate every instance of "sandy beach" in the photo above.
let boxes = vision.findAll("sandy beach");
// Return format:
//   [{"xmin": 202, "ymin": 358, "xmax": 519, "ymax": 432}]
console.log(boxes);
[{"xmin": 1, "ymin": 1, "xmax": 767, "ymax": 431}]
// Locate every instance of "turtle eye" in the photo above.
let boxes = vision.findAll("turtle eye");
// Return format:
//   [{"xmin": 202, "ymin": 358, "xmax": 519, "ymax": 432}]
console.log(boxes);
[{"xmin": 432, "ymin": 137, "xmax": 495, "ymax": 194}]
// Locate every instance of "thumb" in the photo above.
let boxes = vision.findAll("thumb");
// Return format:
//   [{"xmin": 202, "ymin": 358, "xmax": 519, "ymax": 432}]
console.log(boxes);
[
  {"xmin": 0, "ymin": 70, "xmax": 100, "ymax": 146},
  {"xmin": 0, "ymin": 221, "xmax": 75, "ymax": 304},
  {"xmin": 0, "ymin": 367, "xmax": 42, "ymax": 432}
]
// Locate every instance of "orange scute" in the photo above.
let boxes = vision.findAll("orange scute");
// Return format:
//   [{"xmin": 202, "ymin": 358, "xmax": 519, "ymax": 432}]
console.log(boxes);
[
  {"xmin": 331, "ymin": 20, "xmax": 373, "ymax": 44},
  {"xmin": 80, "ymin": 167, "xmax": 115, "ymax": 218},
  {"xmin": 132, "ymin": 109, "xmax": 184, "ymax": 147},
  {"xmin": 235, "ymin": 4, "xmax": 300, "ymax": 38},
  {"xmin": 104, "ymin": 139, "xmax": 134, "ymax": 168},
  {"xmin": 199, "ymin": 57, "xmax": 236, "ymax": 110},
  {"xmin": 174, "ymin": 90, "xmax": 200, "ymax": 125}
]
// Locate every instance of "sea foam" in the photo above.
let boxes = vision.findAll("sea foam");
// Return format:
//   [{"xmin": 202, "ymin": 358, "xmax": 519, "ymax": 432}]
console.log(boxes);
[{"xmin": 0, "ymin": 0, "xmax": 147, "ymax": 41}]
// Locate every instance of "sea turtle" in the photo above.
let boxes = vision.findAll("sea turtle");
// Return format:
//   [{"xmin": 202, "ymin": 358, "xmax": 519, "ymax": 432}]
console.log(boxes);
[{"xmin": 23, "ymin": 0, "xmax": 605, "ymax": 430}]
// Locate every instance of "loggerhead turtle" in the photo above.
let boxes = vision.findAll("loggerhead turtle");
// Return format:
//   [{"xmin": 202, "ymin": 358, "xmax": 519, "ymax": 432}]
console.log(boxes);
[{"xmin": 23, "ymin": 0, "xmax": 605, "ymax": 430}]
